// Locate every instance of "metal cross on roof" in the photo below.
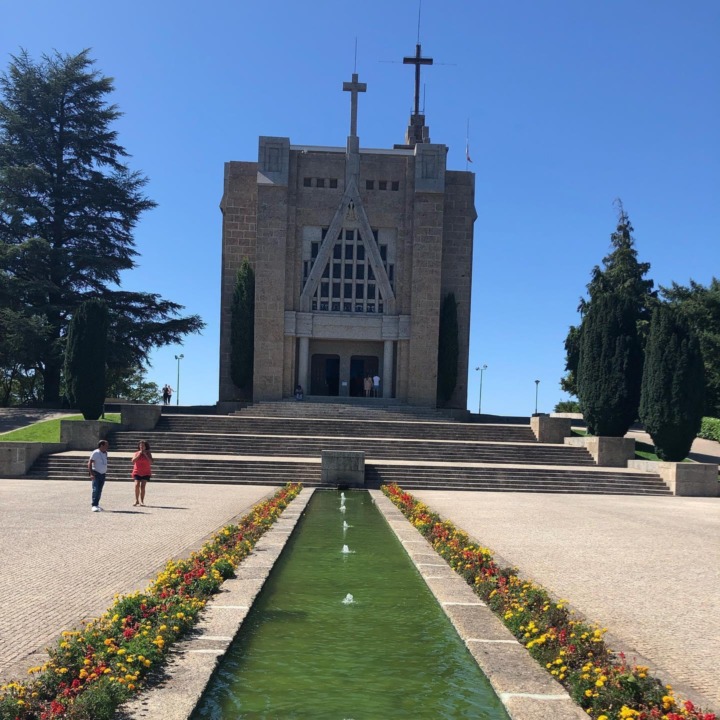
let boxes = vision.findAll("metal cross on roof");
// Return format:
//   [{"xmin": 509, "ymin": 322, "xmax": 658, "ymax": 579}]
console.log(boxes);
[
  {"xmin": 343, "ymin": 72, "xmax": 367, "ymax": 138},
  {"xmin": 403, "ymin": 43, "xmax": 433, "ymax": 116}
]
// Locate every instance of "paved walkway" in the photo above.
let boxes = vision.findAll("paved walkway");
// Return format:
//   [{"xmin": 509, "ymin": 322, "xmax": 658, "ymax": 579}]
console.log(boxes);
[
  {"xmin": 413, "ymin": 490, "xmax": 720, "ymax": 713},
  {"xmin": 0, "ymin": 480, "xmax": 274, "ymax": 683}
]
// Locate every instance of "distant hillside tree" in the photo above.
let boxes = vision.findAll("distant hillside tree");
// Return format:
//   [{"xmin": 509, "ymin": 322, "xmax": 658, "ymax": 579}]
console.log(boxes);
[
  {"xmin": 64, "ymin": 299, "xmax": 109, "ymax": 419},
  {"xmin": 577, "ymin": 292, "xmax": 643, "ymax": 436},
  {"xmin": 436, "ymin": 293, "xmax": 459, "ymax": 406},
  {"xmin": 0, "ymin": 49, "xmax": 203, "ymax": 404},
  {"xmin": 230, "ymin": 260, "xmax": 255, "ymax": 394},
  {"xmin": 561, "ymin": 202, "xmax": 655, "ymax": 396},
  {"xmin": 639, "ymin": 305, "xmax": 705, "ymax": 461},
  {"xmin": 661, "ymin": 278, "xmax": 720, "ymax": 416}
]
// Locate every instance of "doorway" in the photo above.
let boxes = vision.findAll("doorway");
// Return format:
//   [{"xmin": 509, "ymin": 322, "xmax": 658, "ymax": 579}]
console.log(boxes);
[
  {"xmin": 350, "ymin": 356, "xmax": 379, "ymax": 397},
  {"xmin": 311, "ymin": 355, "xmax": 340, "ymax": 396}
]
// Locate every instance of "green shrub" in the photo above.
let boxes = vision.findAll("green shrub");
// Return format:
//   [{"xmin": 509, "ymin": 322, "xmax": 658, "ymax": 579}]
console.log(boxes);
[
  {"xmin": 698, "ymin": 417, "xmax": 720, "ymax": 442},
  {"xmin": 554, "ymin": 400, "xmax": 580, "ymax": 413}
]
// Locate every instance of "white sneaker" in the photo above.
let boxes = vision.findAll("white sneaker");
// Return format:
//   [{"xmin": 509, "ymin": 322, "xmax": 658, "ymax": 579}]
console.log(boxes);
[{"xmin": 92, "ymin": 506, "xmax": 102, "ymax": 512}]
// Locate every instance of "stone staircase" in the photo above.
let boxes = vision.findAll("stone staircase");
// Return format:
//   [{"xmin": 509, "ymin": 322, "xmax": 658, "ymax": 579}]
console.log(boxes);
[{"xmin": 25, "ymin": 402, "xmax": 672, "ymax": 495}]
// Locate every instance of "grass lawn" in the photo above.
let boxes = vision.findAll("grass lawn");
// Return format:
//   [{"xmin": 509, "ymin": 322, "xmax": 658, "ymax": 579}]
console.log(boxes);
[{"xmin": 0, "ymin": 413, "xmax": 121, "ymax": 443}]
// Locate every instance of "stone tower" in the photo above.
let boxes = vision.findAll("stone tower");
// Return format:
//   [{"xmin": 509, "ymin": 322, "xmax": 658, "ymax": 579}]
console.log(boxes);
[{"xmin": 218, "ymin": 46, "xmax": 475, "ymax": 408}]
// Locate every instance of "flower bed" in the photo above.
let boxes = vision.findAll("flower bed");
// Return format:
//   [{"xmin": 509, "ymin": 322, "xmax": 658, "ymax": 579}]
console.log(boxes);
[
  {"xmin": 0, "ymin": 483, "xmax": 302, "ymax": 720},
  {"xmin": 382, "ymin": 483, "xmax": 715, "ymax": 720}
]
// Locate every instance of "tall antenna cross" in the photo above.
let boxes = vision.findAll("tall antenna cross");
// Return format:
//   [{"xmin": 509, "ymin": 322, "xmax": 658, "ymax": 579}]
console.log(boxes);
[{"xmin": 403, "ymin": 43, "xmax": 433, "ymax": 116}]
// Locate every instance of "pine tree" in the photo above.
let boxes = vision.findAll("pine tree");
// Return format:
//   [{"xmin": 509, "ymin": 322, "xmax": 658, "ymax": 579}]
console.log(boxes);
[
  {"xmin": 577, "ymin": 292, "xmax": 643, "ymax": 436},
  {"xmin": 561, "ymin": 202, "xmax": 655, "ymax": 396},
  {"xmin": 64, "ymin": 299, "xmax": 109, "ymax": 419},
  {"xmin": 0, "ymin": 50, "xmax": 203, "ymax": 404},
  {"xmin": 436, "ymin": 292, "xmax": 459, "ymax": 406},
  {"xmin": 639, "ymin": 305, "xmax": 705, "ymax": 461},
  {"xmin": 230, "ymin": 260, "xmax": 255, "ymax": 394}
]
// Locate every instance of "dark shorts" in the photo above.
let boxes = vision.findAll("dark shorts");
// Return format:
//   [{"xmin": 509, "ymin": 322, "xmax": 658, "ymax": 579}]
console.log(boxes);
[{"xmin": 133, "ymin": 475, "xmax": 151, "ymax": 482}]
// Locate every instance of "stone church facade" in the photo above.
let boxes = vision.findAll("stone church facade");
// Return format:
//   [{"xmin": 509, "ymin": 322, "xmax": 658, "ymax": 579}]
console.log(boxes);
[{"xmin": 219, "ymin": 55, "xmax": 475, "ymax": 408}]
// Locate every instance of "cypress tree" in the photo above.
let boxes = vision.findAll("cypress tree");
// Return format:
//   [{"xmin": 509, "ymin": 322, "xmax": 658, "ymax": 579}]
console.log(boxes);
[
  {"xmin": 639, "ymin": 305, "xmax": 705, "ymax": 461},
  {"xmin": 436, "ymin": 293, "xmax": 459, "ymax": 406},
  {"xmin": 230, "ymin": 260, "xmax": 255, "ymax": 394},
  {"xmin": 561, "ymin": 203, "xmax": 655, "ymax": 396},
  {"xmin": 577, "ymin": 292, "xmax": 643, "ymax": 436},
  {"xmin": 64, "ymin": 299, "xmax": 109, "ymax": 419}
]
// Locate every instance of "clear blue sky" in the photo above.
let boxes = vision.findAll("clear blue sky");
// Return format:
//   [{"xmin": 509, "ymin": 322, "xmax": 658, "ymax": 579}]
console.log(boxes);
[{"xmin": 3, "ymin": 1, "xmax": 719, "ymax": 415}]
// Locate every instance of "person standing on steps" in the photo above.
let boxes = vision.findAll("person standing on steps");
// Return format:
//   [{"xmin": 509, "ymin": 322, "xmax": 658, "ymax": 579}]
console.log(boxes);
[
  {"xmin": 161, "ymin": 384, "xmax": 169, "ymax": 404},
  {"xmin": 363, "ymin": 375, "xmax": 372, "ymax": 397},
  {"xmin": 87, "ymin": 440, "xmax": 109, "ymax": 512},
  {"xmin": 132, "ymin": 440, "xmax": 153, "ymax": 507},
  {"xmin": 166, "ymin": 385, "xmax": 173, "ymax": 405},
  {"xmin": 372, "ymin": 373, "xmax": 380, "ymax": 398}
]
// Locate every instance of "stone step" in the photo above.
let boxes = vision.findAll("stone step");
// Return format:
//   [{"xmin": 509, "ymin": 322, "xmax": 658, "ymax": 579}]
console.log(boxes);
[
  {"xmin": 26, "ymin": 456, "xmax": 322, "ymax": 485},
  {"xmin": 107, "ymin": 432, "xmax": 593, "ymax": 466},
  {"xmin": 153, "ymin": 415, "xmax": 537, "ymax": 443},
  {"xmin": 234, "ymin": 401, "xmax": 460, "ymax": 422},
  {"xmin": 365, "ymin": 465, "xmax": 671, "ymax": 495}
]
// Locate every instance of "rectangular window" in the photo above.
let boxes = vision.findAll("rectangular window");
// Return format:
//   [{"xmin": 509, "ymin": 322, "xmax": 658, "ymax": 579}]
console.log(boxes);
[
  {"xmin": 356, "ymin": 244, "xmax": 365, "ymax": 260},
  {"xmin": 388, "ymin": 264, "xmax": 394, "ymax": 281},
  {"xmin": 322, "ymin": 265, "xmax": 330, "ymax": 278},
  {"xmin": 333, "ymin": 244, "xmax": 342, "ymax": 259},
  {"xmin": 372, "ymin": 229, "xmax": 379, "ymax": 242},
  {"xmin": 332, "ymin": 301, "xmax": 340, "ymax": 312},
  {"xmin": 332, "ymin": 283, "xmax": 341, "ymax": 298},
  {"xmin": 321, "ymin": 282, "xmax": 329, "ymax": 297},
  {"xmin": 312, "ymin": 300, "xmax": 318, "ymax": 311},
  {"xmin": 379, "ymin": 180, "xmax": 387, "ymax": 191},
  {"xmin": 303, "ymin": 177, "xmax": 312, "ymax": 187},
  {"xmin": 344, "ymin": 264, "xmax": 353, "ymax": 280},
  {"xmin": 322, "ymin": 227, "xmax": 328, "ymax": 239},
  {"xmin": 343, "ymin": 301, "xmax": 352, "ymax": 312},
  {"xmin": 380, "ymin": 245, "xmax": 387, "ymax": 261},
  {"xmin": 329, "ymin": 178, "xmax": 338, "ymax": 188},
  {"xmin": 356, "ymin": 264, "xmax": 365, "ymax": 280},
  {"xmin": 355, "ymin": 303, "xmax": 364, "ymax": 312},
  {"xmin": 366, "ymin": 180, "xmax": 374, "ymax": 190},
  {"xmin": 355, "ymin": 284, "xmax": 364, "ymax": 299},
  {"xmin": 320, "ymin": 301, "xmax": 328, "ymax": 311},
  {"xmin": 316, "ymin": 178, "xmax": 325, "ymax": 188},
  {"xmin": 344, "ymin": 284, "xmax": 352, "ymax": 299},
  {"xmin": 344, "ymin": 244, "xmax": 354, "ymax": 260},
  {"xmin": 368, "ymin": 266, "xmax": 375, "ymax": 281},
  {"xmin": 333, "ymin": 263, "xmax": 341, "ymax": 279},
  {"xmin": 367, "ymin": 284, "xmax": 376, "ymax": 299},
  {"xmin": 367, "ymin": 304, "xmax": 375, "ymax": 313},
  {"xmin": 378, "ymin": 303, "xmax": 384, "ymax": 314},
  {"xmin": 391, "ymin": 181, "xmax": 399, "ymax": 191},
  {"xmin": 346, "ymin": 229, "xmax": 354, "ymax": 241},
  {"xmin": 311, "ymin": 242, "xmax": 319, "ymax": 259}
]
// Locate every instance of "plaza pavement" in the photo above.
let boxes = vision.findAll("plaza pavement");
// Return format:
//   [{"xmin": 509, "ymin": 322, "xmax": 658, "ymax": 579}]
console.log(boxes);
[
  {"xmin": 0, "ymin": 479, "xmax": 275, "ymax": 684},
  {"xmin": 412, "ymin": 489, "xmax": 720, "ymax": 714}
]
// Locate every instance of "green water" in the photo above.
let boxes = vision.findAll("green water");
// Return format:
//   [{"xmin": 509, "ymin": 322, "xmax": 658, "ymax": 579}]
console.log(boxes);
[{"xmin": 192, "ymin": 490, "xmax": 509, "ymax": 719}]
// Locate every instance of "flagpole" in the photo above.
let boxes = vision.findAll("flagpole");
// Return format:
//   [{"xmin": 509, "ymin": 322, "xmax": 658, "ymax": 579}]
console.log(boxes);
[{"xmin": 465, "ymin": 118, "xmax": 470, "ymax": 171}]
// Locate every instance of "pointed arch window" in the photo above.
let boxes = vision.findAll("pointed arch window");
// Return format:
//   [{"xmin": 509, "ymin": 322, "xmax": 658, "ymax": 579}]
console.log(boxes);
[{"xmin": 306, "ymin": 227, "xmax": 393, "ymax": 314}]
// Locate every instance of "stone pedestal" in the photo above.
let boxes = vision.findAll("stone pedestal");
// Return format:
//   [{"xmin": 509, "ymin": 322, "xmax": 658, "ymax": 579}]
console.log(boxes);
[
  {"xmin": 60, "ymin": 420, "xmax": 117, "ymax": 451},
  {"xmin": 120, "ymin": 404, "xmax": 162, "ymax": 431},
  {"xmin": 564, "ymin": 436, "xmax": 635, "ymax": 467},
  {"xmin": 321, "ymin": 450, "xmax": 365, "ymax": 488},
  {"xmin": 628, "ymin": 459, "xmax": 719, "ymax": 496},
  {"xmin": 531, "ymin": 415, "xmax": 572, "ymax": 444}
]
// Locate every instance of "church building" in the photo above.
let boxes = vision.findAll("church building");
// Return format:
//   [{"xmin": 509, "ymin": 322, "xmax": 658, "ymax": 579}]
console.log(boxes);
[{"xmin": 218, "ymin": 46, "xmax": 476, "ymax": 408}]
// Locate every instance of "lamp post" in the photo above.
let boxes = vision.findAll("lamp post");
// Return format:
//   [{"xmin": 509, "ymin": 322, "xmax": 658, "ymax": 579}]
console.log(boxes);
[
  {"xmin": 475, "ymin": 364, "xmax": 488, "ymax": 415},
  {"xmin": 534, "ymin": 379, "xmax": 540, "ymax": 415},
  {"xmin": 174, "ymin": 354, "xmax": 184, "ymax": 406}
]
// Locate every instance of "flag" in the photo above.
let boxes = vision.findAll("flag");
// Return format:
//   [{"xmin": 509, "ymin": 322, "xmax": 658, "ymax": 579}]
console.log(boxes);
[{"xmin": 465, "ymin": 140, "xmax": 473, "ymax": 163}]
